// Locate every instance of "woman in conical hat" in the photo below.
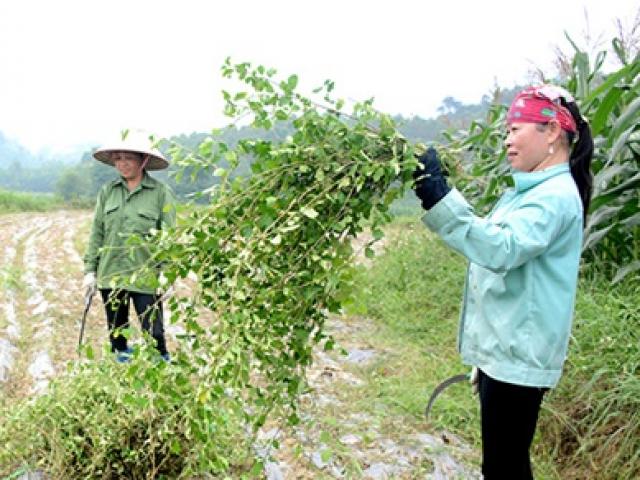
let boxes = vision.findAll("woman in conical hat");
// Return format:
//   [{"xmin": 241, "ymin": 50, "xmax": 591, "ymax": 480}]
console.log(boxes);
[
  {"xmin": 83, "ymin": 131, "xmax": 175, "ymax": 362},
  {"xmin": 412, "ymin": 85, "xmax": 593, "ymax": 478}
]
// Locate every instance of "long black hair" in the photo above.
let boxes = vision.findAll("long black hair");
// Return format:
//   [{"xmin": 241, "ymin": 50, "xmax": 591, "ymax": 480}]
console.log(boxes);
[{"xmin": 562, "ymin": 99, "xmax": 594, "ymax": 224}]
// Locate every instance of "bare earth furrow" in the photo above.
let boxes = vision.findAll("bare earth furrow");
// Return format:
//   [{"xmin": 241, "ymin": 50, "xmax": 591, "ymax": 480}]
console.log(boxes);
[
  {"xmin": 0, "ymin": 211, "xmax": 93, "ymax": 397},
  {"xmin": 0, "ymin": 221, "xmax": 40, "ymax": 387},
  {"xmin": 21, "ymin": 219, "xmax": 56, "ymax": 395},
  {"xmin": 24, "ymin": 212, "xmax": 96, "ymax": 395}
]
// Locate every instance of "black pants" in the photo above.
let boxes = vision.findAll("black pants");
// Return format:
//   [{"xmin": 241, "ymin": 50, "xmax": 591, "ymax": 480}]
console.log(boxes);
[
  {"xmin": 478, "ymin": 369, "xmax": 547, "ymax": 480},
  {"xmin": 100, "ymin": 289, "xmax": 168, "ymax": 356}
]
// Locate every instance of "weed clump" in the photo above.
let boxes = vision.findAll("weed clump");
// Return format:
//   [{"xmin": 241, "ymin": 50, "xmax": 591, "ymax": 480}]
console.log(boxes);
[{"xmin": 0, "ymin": 355, "xmax": 250, "ymax": 478}]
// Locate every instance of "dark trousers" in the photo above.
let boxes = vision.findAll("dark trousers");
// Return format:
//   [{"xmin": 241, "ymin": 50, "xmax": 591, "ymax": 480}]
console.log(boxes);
[
  {"xmin": 478, "ymin": 369, "xmax": 547, "ymax": 480},
  {"xmin": 100, "ymin": 289, "xmax": 168, "ymax": 356}
]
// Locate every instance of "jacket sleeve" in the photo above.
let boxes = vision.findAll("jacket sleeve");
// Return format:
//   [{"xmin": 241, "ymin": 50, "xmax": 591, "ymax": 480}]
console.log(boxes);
[
  {"xmin": 83, "ymin": 187, "xmax": 106, "ymax": 273},
  {"xmin": 422, "ymin": 188, "xmax": 567, "ymax": 273}
]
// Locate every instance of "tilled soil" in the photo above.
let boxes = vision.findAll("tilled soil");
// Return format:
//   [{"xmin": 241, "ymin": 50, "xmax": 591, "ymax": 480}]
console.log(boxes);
[{"xmin": 0, "ymin": 211, "xmax": 97, "ymax": 399}]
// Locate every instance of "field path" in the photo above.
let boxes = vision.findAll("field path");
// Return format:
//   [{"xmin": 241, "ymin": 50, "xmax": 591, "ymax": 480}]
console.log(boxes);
[{"xmin": 257, "ymin": 316, "xmax": 481, "ymax": 479}]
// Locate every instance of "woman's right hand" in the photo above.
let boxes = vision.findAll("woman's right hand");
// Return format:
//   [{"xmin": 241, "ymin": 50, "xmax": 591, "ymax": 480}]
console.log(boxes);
[{"xmin": 470, "ymin": 366, "xmax": 479, "ymax": 395}]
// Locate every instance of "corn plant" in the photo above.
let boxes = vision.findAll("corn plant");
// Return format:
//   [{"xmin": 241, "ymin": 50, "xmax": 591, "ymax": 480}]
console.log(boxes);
[
  {"xmin": 569, "ymin": 36, "xmax": 640, "ymax": 282},
  {"xmin": 442, "ymin": 35, "xmax": 640, "ymax": 282}
]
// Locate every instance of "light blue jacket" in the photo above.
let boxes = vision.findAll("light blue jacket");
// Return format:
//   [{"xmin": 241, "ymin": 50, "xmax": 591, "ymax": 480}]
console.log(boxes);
[{"xmin": 422, "ymin": 163, "xmax": 583, "ymax": 387}]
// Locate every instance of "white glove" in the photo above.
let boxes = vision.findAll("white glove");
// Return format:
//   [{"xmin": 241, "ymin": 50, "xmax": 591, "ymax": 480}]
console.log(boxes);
[
  {"xmin": 82, "ymin": 272, "xmax": 97, "ymax": 299},
  {"xmin": 470, "ymin": 366, "xmax": 479, "ymax": 395},
  {"xmin": 157, "ymin": 272, "xmax": 174, "ymax": 302}
]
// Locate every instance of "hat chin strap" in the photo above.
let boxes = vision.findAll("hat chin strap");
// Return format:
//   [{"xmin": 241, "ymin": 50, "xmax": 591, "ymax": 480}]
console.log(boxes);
[{"xmin": 138, "ymin": 155, "xmax": 150, "ymax": 175}]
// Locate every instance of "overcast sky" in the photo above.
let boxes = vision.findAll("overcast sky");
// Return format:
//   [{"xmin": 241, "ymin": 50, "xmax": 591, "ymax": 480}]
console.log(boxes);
[{"xmin": 0, "ymin": 0, "xmax": 636, "ymax": 155}]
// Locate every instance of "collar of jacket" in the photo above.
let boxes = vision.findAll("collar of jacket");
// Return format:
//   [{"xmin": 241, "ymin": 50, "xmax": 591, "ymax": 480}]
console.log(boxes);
[
  {"xmin": 512, "ymin": 162, "xmax": 570, "ymax": 193},
  {"xmin": 114, "ymin": 171, "xmax": 156, "ymax": 190}
]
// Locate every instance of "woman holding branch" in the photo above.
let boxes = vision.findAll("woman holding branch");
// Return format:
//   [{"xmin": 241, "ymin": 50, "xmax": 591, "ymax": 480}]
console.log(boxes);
[{"xmin": 413, "ymin": 85, "xmax": 593, "ymax": 479}]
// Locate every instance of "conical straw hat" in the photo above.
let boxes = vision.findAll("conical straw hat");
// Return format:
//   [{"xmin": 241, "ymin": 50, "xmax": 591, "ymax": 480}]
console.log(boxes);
[{"xmin": 93, "ymin": 131, "xmax": 168, "ymax": 170}]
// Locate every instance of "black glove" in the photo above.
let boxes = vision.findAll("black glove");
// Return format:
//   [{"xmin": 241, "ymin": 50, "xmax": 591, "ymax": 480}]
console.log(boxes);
[{"xmin": 412, "ymin": 147, "xmax": 450, "ymax": 210}]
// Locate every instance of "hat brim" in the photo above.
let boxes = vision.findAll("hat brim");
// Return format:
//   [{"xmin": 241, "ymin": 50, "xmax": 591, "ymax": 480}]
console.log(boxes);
[{"xmin": 93, "ymin": 148, "xmax": 169, "ymax": 170}]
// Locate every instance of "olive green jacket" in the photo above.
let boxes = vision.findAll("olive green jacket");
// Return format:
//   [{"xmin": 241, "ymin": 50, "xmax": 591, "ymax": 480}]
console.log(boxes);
[{"xmin": 83, "ymin": 173, "xmax": 176, "ymax": 294}]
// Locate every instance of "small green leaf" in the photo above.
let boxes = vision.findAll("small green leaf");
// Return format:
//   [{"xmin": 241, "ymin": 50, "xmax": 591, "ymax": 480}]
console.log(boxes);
[
  {"xmin": 287, "ymin": 74, "xmax": 298, "ymax": 90},
  {"xmin": 320, "ymin": 448, "xmax": 333, "ymax": 463},
  {"xmin": 250, "ymin": 460, "xmax": 264, "ymax": 476},
  {"xmin": 323, "ymin": 337, "xmax": 335, "ymax": 351},
  {"xmin": 198, "ymin": 137, "xmax": 214, "ymax": 157},
  {"xmin": 288, "ymin": 413, "xmax": 301, "ymax": 426},
  {"xmin": 271, "ymin": 234, "xmax": 282, "ymax": 245},
  {"xmin": 301, "ymin": 207, "xmax": 319, "ymax": 219},
  {"xmin": 170, "ymin": 440, "xmax": 182, "ymax": 454}
]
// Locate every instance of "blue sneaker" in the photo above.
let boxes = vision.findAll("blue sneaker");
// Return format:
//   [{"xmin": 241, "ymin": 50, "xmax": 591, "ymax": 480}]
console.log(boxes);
[
  {"xmin": 115, "ymin": 347, "xmax": 133, "ymax": 363},
  {"xmin": 160, "ymin": 353, "xmax": 171, "ymax": 362}
]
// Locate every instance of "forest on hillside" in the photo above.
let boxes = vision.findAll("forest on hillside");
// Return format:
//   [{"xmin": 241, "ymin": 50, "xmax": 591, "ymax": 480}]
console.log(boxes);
[{"xmin": 0, "ymin": 87, "xmax": 520, "ymax": 201}]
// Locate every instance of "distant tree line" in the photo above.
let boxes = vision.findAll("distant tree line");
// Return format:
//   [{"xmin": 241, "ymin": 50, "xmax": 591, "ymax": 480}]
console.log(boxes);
[{"xmin": 0, "ymin": 86, "xmax": 522, "ymax": 203}]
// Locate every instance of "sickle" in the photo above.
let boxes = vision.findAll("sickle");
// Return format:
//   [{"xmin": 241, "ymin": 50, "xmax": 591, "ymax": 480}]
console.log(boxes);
[
  {"xmin": 424, "ymin": 373, "xmax": 470, "ymax": 420},
  {"xmin": 77, "ymin": 289, "xmax": 95, "ymax": 355}
]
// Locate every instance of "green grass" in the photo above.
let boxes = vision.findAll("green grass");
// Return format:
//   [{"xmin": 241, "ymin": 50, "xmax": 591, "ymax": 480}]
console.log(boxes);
[
  {"xmin": 538, "ymin": 275, "xmax": 640, "ymax": 479},
  {"xmin": 0, "ymin": 266, "xmax": 23, "ymax": 291},
  {"xmin": 388, "ymin": 190, "xmax": 422, "ymax": 218},
  {"xmin": 0, "ymin": 189, "xmax": 93, "ymax": 214},
  {"xmin": 0, "ymin": 189, "xmax": 64, "ymax": 213},
  {"xmin": 347, "ymin": 219, "xmax": 480, "ymax": 454},
  {"xmin": 351, "ymin": 217, "xmax": 639, "ymax": 479}
]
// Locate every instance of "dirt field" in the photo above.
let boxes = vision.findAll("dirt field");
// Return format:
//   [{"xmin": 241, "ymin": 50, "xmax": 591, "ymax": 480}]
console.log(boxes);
[{"xmin": 0, "ymin": 210, "xmax": 99, "ymax": 400}]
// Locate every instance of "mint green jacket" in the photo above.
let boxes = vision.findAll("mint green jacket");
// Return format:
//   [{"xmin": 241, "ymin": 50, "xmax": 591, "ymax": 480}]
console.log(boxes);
[
  {"xmin": 84, "ymin": 173, "xmax": 176, "ymax": 294},
  {"xmin": 422, "ymin": 163, "xmax": 583, "ymax": 387}
]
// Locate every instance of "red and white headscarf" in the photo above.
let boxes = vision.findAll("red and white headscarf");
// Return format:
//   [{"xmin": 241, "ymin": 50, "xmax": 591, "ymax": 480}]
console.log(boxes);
[{"xmin": 507, "ymin": 85, "xmax": 577, "ymax": 133}]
